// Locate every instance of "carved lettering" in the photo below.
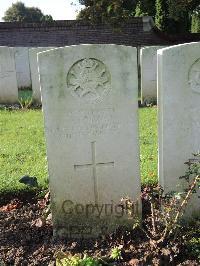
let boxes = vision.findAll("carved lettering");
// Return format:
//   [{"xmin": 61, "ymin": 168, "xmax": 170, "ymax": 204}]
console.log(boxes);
[{"xmin": 46, "ymin": 109, "xmax": 121, "ymax": 138}]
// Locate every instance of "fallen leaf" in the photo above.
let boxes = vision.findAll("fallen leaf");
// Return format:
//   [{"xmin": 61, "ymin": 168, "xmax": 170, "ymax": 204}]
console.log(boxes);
[
  {"xmin": 31, "ymin": 218, "xmax": 46, "ymax": 227},
  {"xmin": 0, "ymin": 199, "xmax": 22, "ymax": 212},
  {"xmin": 129, "ymin": 259, "xmax": 140, "ymax": 266}
]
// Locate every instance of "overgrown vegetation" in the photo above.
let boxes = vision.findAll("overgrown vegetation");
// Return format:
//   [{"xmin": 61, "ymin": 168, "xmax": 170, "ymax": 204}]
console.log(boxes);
[
  {"xmin": 137, "ymin": 176, "xmax": 199, "ymax": 263},
  {"xmin": 131, "ymin": 155, "xmax": 200, "ymax": 263}
]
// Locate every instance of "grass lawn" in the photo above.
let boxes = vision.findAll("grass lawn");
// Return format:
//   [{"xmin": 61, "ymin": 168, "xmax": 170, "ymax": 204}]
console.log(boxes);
[
  {"xmin": 0, "ymin": 110, "xmax": 48, "ymax": 193},
  {"xmin": 0, "ymin": 107, "xmax": 157, "ymax": 193},
  {"xmin": 139, "ymin": 107, "xmax": 158, "ymax": 185}
]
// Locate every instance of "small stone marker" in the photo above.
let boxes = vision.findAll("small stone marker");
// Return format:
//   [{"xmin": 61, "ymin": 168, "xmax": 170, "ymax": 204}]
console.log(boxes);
[
  {"xmin": 38, "ymin": 44, "xmax": 141, "ymax": 238},
  {"xmin": 0, "ymin": 46, "xmax": 18, "ymax": 103},
  {"xmin": 140, "ymin": 46, "xmax": 165, "ymax": 104},
  {"xmin": 29, "ymin": 47, "xmax": 54, "ymax": 103},
  {"xmin": 13, "ymin": 47, "xmax": 31, "ymax": 88},
  {"xmin": 158, "ymin": 42, "xmax": 200, "ymax": 216}
]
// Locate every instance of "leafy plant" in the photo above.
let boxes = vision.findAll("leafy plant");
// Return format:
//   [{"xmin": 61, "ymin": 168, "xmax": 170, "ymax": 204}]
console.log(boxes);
[
  {"xmin": 186, "ymin": 237, "xmax": 200, "ymax": 260},
  {"xmin": 18, "ymin": 96, "xmax": 32, "ymax": 109},
  {"xmin": 184, "ymin": 218, "xmax": 200, "ymax": 261},
  {"xmin": 110, "ymin": 246, "xmax": 122, "ymax": 260},
  {"xmin": 55, "ymin": 253, "xmax": 103, "ymax": 266},
  {"xmin": 18, "ymin": 89, "xmax": 33, "ymax": 109},
  {"xmin": 123, "ymin": 155, "xmax": 200, "ymax": 263}
]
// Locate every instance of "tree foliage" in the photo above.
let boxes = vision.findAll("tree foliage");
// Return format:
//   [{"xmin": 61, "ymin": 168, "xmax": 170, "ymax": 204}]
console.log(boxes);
[
  {"xmin": 167, "ymin": 1, "xmax": 200, "ymax": 33},
  {"xmin": 135, "ymin": 0, "xmax": 156, "ymax": 17},
  {"xmin": 191, "ymin": 5, "xmax": 200, "ymax": 32},
  {"xmin": 155, "ymin": 0, "xmax": 168, "ymax": 31},
  {"xmin": 3, "ymin": 2, "xmax": 53, "ymax": 22},
  {"xmin": 155, "ymin": 0, "xmax": 200, "ymax": 33},
  {"xmin": 77, "ymin": 0, "xmax": 137, "ymax": 23},
  {"xmin": 77, "ymin": 0, "xmax": 200, "ymax": 33}
]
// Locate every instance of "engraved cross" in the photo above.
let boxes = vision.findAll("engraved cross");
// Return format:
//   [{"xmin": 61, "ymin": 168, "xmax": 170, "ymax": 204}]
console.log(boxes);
[{"xmin": 74, "ymin": 141, "xmax": 114, "ymax": 204}]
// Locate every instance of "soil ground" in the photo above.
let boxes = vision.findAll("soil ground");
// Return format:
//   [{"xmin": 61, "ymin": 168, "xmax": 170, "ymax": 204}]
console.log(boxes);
[{"xmin": 0, "ymin": 191, "xmax": 199, "ymax": 266}]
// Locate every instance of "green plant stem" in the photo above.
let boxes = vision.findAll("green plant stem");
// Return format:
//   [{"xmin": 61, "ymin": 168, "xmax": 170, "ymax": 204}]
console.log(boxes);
[{"xmin": 168, "ymin": 175, "xmax": 200, "ymax": 237}]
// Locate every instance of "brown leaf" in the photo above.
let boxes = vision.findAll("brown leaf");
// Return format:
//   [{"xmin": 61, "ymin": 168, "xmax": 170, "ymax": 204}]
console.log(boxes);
[
  {"xmin": 37, "ymin": 191, "xmax": 50, "ymax": 209},
  {"xmin": 0, "ymin": 199, "xmax": 22, "ymax": 212},
  {"xmin": 37, "ymin": 199, "xmax": 47, "ymax": 209},
  {"xmin": 31, "ymin": 218, "xmax": 46, "ymax": 227},
  {"xmin": 129, "ymin": 258, "xmax": 140, "ymax": 266}
]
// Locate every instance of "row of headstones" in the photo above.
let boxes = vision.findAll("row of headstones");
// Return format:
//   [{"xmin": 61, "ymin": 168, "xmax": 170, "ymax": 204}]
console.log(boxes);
[
  {"xmin": 0, "ymin": 46, "xmax": 54, "ymax": 104},
  {"xmin": 140, "ymin": 45, "xmax": 166, "ymax": 105},
  {"xmin": 0, "ymin": 45, "xmax": 168, "ymax": 105},
  {"xmin": 37, "ymin": 43, "xmax": 200, "ymax": 238}
]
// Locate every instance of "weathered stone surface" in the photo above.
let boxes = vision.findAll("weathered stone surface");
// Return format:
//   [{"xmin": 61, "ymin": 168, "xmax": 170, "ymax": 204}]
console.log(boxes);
[
  {"xmin": 13, "ymin": 47, "xmax": 31, "ymax": 88},
  {"xmin": 0, "ymin": 46, "xmax": 18, "ymax": 103},
  {"xmin": 29, "ymin": 47, "xmax": 54, "ymax": 103},
  {"xmin": 140, "ymin": 46, "xmax": 166, "ymax": 104},
  {"xmin": 38, "ymin": 44, "xmax": 141, "ymax": 238},
  {"xmin": 158, "ymin": 42, "xmax": 200, "ymax": 217}
]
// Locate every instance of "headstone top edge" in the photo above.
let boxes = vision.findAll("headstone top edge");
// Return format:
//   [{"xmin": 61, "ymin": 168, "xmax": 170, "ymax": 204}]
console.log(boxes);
[
  {"xmin": 141, "ymin": 45, "xmax": 166, "ymax": 51},
  {"xmin": 29, "ymin": 47, "xmax": 53, "ymax": 51},
  {"xmin": 37, "ymin": 44, "xmax": 137, "ymax": 58},
  {"xmin": 157, "ymin": 42, "xmax": 200, "ymax": 56}
]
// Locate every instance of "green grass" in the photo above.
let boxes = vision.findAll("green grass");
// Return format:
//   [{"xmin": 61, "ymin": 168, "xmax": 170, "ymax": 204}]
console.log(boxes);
[
  {"xmin": 139, "ymin": 107, "xmax": 158, "ymax": 185},
  {"xmin": 0, "ymin": 110, "xmax": 48, "ymax": 193},
  {"xmin": 0, "ymin": 107, "xmax": 158, "ymax": 193}
]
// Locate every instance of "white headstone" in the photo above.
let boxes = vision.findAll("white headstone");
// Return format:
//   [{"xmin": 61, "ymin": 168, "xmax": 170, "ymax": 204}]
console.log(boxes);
[
  {"xmin": 38, "ymin": 44, "xmax": 141, "ymax": 238},
  {"xmin": 140, "ymin": 46, "xmax": 165, "ymax": 104},
  {"xmin": 13, "ymin": 47, "xmax": 31, "ymax": 88},
  {"xmin": 0, "ymin": 47, "xmax": 18, "ymax": 103},
  {"xmin": 158, "ymin": 42, "xmax": 200, "ymax": 216},
  {"xmin": 29, "ymin": 47, "xmax": 54, "ymax": 103}
]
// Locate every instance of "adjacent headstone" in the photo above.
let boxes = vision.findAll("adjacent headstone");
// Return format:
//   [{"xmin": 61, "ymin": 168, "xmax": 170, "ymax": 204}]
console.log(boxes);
[
  {"xmin": 0, "ymin": 46, "xmax": 18, "ymax": 103},
  {"xmin": 38, "ymin": 44, "xmax": 141, "ymax": 238},
  {"xmin": 140, "ymin": 46, "xmax": 166, "ymax": 105},
  {"xmin": 158, "ymin": 42, "xmax": 200, "ymax": 216},
  {"xmin": 13, "ymin": 47, "xmax": 31, "ymax": 88},
  {"xmin": 29, "ymin": 47, "xmax": 54, "ymax": 103}
]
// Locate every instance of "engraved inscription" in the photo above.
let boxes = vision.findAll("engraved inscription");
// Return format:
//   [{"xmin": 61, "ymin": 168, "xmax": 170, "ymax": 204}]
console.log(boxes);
[
  {"xmin": 67, "ymin": 58, "xmax": 111, "ymax": 102},
  {"xmin": 188, "ymin": 58, "xmax": 200, "ymax": 93},
  {"xmin": 0, "ymin": 71, "xmax": 14, "ymax": 79},
  {"xmin": 46, "ymin": 109, "xmax": 121, "ymax": 138},
  {"xmin": 74, "ymin": 141, "xmax": 114, "ymax": 204}
]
